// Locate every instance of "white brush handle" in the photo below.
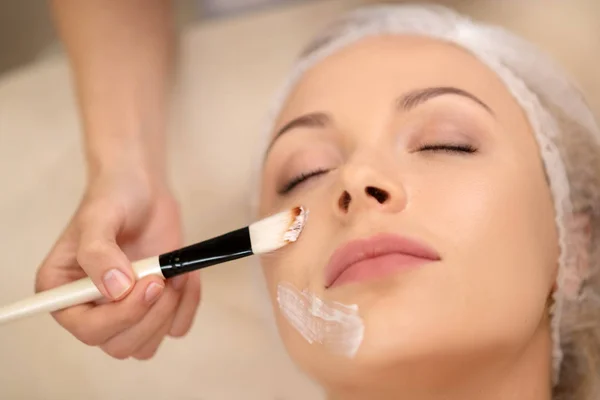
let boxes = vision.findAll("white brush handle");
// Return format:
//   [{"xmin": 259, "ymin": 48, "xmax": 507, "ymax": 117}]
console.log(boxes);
[{"xmin": 0, "ymin": 256, "xmax": 163, "ymax": 325}]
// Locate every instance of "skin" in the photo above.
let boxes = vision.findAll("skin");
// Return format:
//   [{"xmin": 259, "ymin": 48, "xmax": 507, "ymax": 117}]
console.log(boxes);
[
  {"xmin": 259, "ymin": 36, "xmax": 559, "ymax": 400},
  {"xmin": 35, "ymin": 0, "xmax": 201, "ymax": 360}
]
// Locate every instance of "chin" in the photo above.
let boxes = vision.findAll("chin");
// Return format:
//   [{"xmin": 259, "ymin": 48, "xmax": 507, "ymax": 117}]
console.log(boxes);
[{"xmin": 282, "ymin": 304, "xmax": 550, "ymax": 395}]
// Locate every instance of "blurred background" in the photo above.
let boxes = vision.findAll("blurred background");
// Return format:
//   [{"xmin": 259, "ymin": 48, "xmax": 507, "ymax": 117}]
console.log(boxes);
[
  {"xmin": 0, "ymin": 0, "xmax": 311, "ymax": 75},
  {"xmin": 1, "ymin": 0, "xmax": 597, "ymax": 110},
  {"xmin": 0, "ymin": 1, "xmax": 598, "ymax": 399}
]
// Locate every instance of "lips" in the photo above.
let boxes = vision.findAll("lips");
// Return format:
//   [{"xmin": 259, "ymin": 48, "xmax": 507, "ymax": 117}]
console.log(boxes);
[{"xmin": 324, "ymin": 233, "xmax": 441, "ymax": 288}]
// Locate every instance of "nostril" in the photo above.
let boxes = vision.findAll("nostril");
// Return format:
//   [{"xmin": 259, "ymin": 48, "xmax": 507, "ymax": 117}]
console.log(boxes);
[
  {"xmin": 365, "ymin": 186, "xmax": 389, "ymax": 204},
  {"xmin": 339, "ymin": 191, "xmax": 352, "ymax": 211}
]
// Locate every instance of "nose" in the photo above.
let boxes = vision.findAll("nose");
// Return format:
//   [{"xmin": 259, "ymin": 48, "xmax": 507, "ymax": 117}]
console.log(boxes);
[{"xmin": 335, "ymin": 163, "xmax": 406, "ymax": 216}]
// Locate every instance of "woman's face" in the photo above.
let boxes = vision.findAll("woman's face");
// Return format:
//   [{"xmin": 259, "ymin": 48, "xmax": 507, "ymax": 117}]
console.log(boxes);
[{"xmin": 258, "ymin": 35, "xmax": 558, "ymax": 391}]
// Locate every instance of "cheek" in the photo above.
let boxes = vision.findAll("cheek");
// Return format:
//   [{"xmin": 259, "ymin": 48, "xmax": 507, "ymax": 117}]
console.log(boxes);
[
  {"xmin": 258, "ymin": 178, "xmax": 276, "ymax": 218},
  {"xmin": 258, "ymin": 171, "xmax": 340, "ymax": 282},
  {"xmin": 407, "ymin": 160, "xmax": 558, "ymax": 341},
  {"xmin": 413, "ymin": 157, "xmax": 556, "ymax": 271},
  {"xmin": 261, "ymin": 202, "xmax": 337, "ymax": 284},
  {"xmin": 258, "ymin": 188, "xmax": 334, "ymax": 295},
  {"xmin": 257, "ymin": 189, "xmax": 346, "ymax": 359}
]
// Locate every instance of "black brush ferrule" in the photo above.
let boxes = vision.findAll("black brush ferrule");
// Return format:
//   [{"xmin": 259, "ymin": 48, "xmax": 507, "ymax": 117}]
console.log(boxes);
[{"xmin": 159, "ymin": 227, "xmax": 252, "ymax": 279}]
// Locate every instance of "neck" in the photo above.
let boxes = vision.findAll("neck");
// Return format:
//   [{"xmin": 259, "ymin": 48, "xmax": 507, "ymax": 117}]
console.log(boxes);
[{"xmin": 326, "ymin": 327, "xmax": 552, "ymax": 400}]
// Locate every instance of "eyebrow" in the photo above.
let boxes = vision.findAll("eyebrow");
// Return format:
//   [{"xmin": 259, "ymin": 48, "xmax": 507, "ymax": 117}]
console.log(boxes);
[
  {"xmin": 273, "ymin": 112, "xmax": 331, "ymax": 141},
  {"xmin": 266, "ymin": 112, "xmax": 332, "ymax": 154},
  {"xmin": 399, "ymin": 86, "xmax": 493, "ymax": 115},
  {"xmin": 267, "ymin": 86, "xmax": 493, "ymax": 152}
]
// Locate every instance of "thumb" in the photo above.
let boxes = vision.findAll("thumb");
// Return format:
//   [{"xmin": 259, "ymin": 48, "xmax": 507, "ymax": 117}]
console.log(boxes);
[{"xmin": 76, "ymin": 206, "xmax": 135, "ymax": 300}]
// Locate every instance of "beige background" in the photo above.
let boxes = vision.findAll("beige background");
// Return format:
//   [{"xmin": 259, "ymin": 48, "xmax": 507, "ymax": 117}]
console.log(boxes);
[
  {"xmin": 0, "ymin": 1, "xmax": 598, "ymax": 399},
  {"xmin": 0, "ymin": 0, "xmax": 310, "ymax": 76}
]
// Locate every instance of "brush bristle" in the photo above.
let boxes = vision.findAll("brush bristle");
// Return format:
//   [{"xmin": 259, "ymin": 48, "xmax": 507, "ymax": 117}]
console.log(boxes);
[{"xmin": 249, "ymin": 206, "xmax": 308, "ymax": 254}]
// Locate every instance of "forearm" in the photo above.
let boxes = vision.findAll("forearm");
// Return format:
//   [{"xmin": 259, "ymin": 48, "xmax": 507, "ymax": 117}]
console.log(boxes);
[{"xmin": 50, "ymin": 0, "xmax": 175, "ymax": 182}]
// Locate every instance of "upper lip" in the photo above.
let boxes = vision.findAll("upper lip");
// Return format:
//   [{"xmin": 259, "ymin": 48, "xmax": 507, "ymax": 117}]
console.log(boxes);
[{"xmin": 324, "ymin": 233, "xmax": 441, "ymax": 288}]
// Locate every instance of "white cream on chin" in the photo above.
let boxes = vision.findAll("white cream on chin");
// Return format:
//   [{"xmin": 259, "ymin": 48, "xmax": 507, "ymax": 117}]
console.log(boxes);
[{"xmin": 276, "ymin": 281, "xmax": 364, "ymax": 358}]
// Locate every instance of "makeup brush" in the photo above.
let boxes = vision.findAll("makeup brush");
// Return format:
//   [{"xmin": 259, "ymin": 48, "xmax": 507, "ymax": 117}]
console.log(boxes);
[{"xmin": 0, "ymin": 206, "xmax": 308, "ymax": 325}]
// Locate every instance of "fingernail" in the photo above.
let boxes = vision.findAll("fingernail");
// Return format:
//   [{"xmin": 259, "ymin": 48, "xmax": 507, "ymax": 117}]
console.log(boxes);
[
  {"xmin": 145, "ymin": 282, "xmax": 164, "ymax": 304},
  {"xmin": 103, "ymin": 269, "xmax": 132, "ymax": 299},
  {"xmin": 170, "ymin": 275, "xmax": 187, "ymax": 290}
]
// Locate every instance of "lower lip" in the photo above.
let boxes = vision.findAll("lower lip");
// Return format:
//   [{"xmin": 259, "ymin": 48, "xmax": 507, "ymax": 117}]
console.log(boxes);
[{"xmin": 329, "ymin": 253, "xmax": 431, "ymax": 288}]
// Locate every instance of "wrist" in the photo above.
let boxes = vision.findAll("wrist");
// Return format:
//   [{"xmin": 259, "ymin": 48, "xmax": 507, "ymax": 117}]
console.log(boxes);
[
  {"xmin": 86, "ymin": 127, "xmax": 167, "ymax": 176},
  {"xmin": 86, "ymin": 139, "xmax": 170, "ymax": 194},
  {"xmin": 86, "ymin": 162, "xmax": 175, "ymax": 213}
]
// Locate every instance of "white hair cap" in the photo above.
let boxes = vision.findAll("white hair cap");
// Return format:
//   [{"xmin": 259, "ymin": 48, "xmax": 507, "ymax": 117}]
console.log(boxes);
[{"xmin": 252, "ymin": 3, "xmax": 600, "ymax": 389}]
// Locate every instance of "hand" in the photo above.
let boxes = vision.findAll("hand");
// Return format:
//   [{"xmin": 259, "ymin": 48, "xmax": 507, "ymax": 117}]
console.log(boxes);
[{"xmin": 35, "ymin": 169, "xmax": 201, "ymax": 359}]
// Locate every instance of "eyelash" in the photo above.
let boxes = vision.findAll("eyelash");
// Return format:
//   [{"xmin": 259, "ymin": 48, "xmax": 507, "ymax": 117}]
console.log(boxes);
[
  {"xmin": 278, "ymin": 143, "xmax": 476, "ymax": 195},
  {"xmin": 279, "ymin": 168, "xmax": 330, "ymax": 195},
  {"xmin": 416, "ymin": 143, "xmax": 477, "ymax": 154}
]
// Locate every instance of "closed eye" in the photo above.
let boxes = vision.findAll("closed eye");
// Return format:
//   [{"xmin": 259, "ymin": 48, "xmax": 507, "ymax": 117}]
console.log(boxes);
[
  {"xmin": 278, "ymin": 169, "xmax": 330, "ymax": 195},
  {"xmin": 417, "ymin": 143, "xmax": 476, "ymax": 154}
]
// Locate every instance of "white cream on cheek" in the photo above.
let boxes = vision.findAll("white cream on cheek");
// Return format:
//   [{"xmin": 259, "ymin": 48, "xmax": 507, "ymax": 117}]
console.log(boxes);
[{"xmin": 276, "ymin": 281, "xmax": 364, "ymax": 358}]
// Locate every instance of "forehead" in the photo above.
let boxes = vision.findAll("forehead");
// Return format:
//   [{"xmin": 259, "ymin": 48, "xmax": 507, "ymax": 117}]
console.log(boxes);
[{"xmin": 273, "ymin": 35, "xmax": 529, "ymax": 136}]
